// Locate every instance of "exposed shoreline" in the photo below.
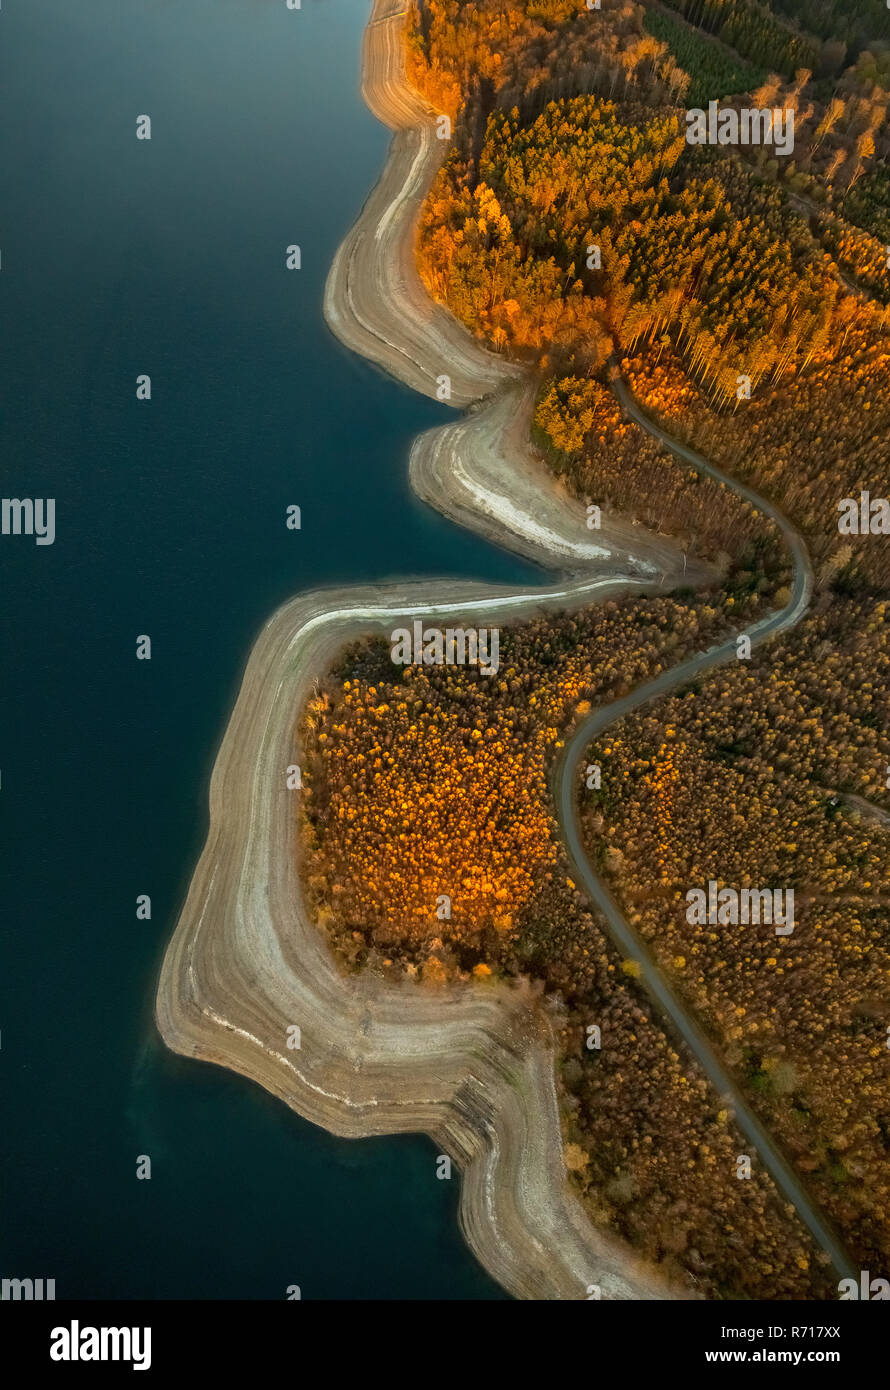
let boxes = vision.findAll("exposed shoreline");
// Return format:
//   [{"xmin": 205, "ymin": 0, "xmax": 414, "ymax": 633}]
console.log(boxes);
[
  {"xmin": 323, "ymin": 0, "xmax": 706, "ymax": 585},
  {"xmin": 155, "ymin": 577, "xmax": 675, "ymax": 1301},
  {"xmin": 156, "ymin": 0, "xmax": 700, "ymax": 1301}
]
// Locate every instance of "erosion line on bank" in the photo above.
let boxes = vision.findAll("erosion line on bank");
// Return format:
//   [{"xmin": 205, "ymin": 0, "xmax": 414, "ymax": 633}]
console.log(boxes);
[{"xmin": 157, "ymin": 0, "xmax": 854, "ymax": 1298}]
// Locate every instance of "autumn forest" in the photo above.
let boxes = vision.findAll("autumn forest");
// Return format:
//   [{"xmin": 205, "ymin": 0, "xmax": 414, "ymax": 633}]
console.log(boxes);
[{"xmin": 299, "ymin": 0, "xmax": 890, "ymax": 1298}]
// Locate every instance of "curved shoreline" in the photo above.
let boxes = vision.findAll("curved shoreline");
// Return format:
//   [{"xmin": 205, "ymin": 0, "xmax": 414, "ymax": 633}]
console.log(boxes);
[
  {"xmin": 158, "ymin": 0, "xmax": 686, "ymax": 1301},
  {"xmin": 324, "ymin": 0, "xmax": 513, "ymax": 408},
  {"xmin": 155, "ymin": 0, "xmax": 848, "ymax": 1299},
  {"xmin": 409, "ymin": 379, "xmax": 715, "ymax": 581},
  {"xmin": 156, "ymin": 575, "xmax": 674, "ymax": 1301},
  {"xmin": 324, "ymin": 0, "xmax": 705, "ymax": 585}
]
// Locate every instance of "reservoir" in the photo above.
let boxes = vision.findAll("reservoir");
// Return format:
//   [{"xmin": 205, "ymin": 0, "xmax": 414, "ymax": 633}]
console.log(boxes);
[{"xmin": 0, "ymin": 0, "xmax": 538, "ymax": 1298}]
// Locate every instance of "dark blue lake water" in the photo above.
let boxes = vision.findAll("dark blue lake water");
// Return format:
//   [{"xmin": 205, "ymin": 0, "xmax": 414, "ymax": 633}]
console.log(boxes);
[{"xmin": 0, "ymin": 0, "xmax": 538, "ymax": 1298}]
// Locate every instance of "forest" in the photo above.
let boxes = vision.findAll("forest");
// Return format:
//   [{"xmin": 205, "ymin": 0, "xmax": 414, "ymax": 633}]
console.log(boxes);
[
  {"xmin": 532, "ymin": 373, "xmax": 790, "ymax": 592},
  {"xmin": 298, "ymin": 0, "xmax": 890, "ymax": 1297},
  {"xmin": 618, "ymin": 330, "xmax": 890, "ymax": 594},
  {"xmin": 299, "ymin": 590, "xmax": 839, "ymax": 1297},
  {"xmin": 657, "ymin": 0, "xmax": 818, "ymax": 79},
  {"xmin": 581, "ymin": 600, "xmax": 890, "ymax": 1277},
  {"xmin": 418, "ymin": 95, "xmax": 855, "ymax": 404},
  {"xmin": 300, "ymin": 595, "xmax": 736, "ymax": 963},
  {"xmin": 413, "ymin": 0, "xmax": 890, "ymax": 414},
  {"xmin": 642, "ymin": 8, "xmax": 766, "ymax": 105}
]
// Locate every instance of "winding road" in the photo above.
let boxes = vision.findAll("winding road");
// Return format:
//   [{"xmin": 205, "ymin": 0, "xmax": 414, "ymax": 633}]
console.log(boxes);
[
  {"xmin": 159, "ymin": 0, "xmax": 860, "ymax": 1298},
  {"xmin": 555, "ymin": 379, "xmax": 858, "ymax": 1285}
]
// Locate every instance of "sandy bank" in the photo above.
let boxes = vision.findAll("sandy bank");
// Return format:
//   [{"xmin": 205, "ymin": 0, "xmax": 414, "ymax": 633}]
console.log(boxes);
[
  {"xmin": 324, "ymin": 0, "xmax": 703, "ymax": 582},
  {"xmin": 156, "ymin": 576, "xmax": 675, "ymax": 1300},
  {"xmin": 156, "ymin": 0, "xmax": 700, "ymax": 1302},
  {"xmin": 324, "ymin": 0, "xmax": 514, "ymax": 407},
  {"xmin": 410, "ymin": 380, "xmax": 715, "ymax": 581}
]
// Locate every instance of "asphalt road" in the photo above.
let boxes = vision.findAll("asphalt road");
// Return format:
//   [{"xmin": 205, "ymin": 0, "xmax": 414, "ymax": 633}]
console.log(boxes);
[{"xmin": 552, "ymin": 375, "xmax": 858, "ymax": 1284}]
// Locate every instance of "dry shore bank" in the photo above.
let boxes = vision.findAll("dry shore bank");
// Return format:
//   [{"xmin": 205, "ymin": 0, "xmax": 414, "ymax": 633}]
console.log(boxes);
[
  {"xmin": 157, "ymin": 0, "xmax": 700, "ymax": 1300},
  {"xmin": 324, "ymin": 0, "xmax": 703, "ymax": 584},
  {"xmin": 156, "ymin": 577, "xmax": 675, "ymax": 1300}
]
